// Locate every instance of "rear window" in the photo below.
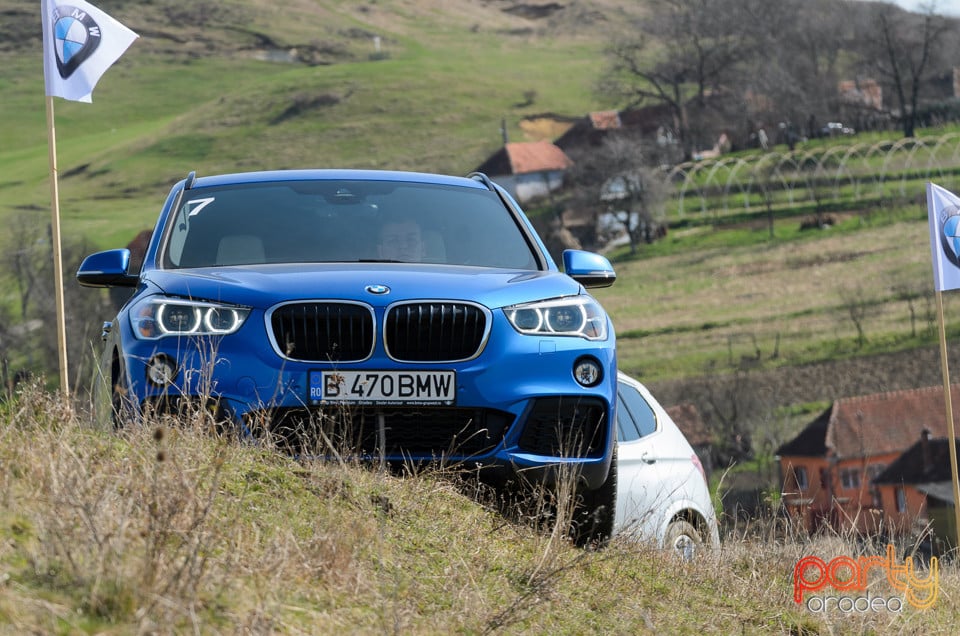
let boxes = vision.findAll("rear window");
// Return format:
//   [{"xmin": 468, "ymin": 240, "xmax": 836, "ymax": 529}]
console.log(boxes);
[
  {"xmin": 163, "ymin": 180, "xmax": 540, "ymax": 269},
  {"xmin": 616, "ymin": 381, "xmax": 659, "ymax": 441}
]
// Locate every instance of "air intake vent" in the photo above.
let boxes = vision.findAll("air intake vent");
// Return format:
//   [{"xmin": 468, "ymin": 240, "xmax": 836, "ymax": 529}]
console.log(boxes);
[
  {"xmin": 258, "ymin": 406, "xmax": 514, "ymax": 459},
  {"xmin": 518, "ymin": 397, "xmax": 607, "ymax": 458}
]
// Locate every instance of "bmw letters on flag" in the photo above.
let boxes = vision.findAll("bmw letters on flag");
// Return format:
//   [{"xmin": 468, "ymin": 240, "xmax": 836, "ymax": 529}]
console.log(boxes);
[
  {"xmin": 41, "ymin": 0, "xmax": 138, "ymax": 103},
  {"xmin": 927, "ymin": 182, "xmax": 960, "ymax": 292}
]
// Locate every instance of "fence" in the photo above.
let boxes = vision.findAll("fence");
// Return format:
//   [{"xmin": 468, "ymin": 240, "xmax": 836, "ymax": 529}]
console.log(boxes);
[{"xmin": 665, "ymin": 133, "xmax": 960, "ymax": 220}]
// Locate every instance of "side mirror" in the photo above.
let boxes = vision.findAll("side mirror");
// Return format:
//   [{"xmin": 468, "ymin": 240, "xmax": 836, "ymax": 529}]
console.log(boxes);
[
  {"xmin": 76, "ymin": 249, "xmax": 138, "ymax": 288},
  {"xmin": 562, "ymin": 249, "xmax": 617, "ymax": 288}
]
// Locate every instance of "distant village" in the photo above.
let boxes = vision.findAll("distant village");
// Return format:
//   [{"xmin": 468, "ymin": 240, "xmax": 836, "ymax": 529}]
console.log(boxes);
[{"xmin": 472, "ymin": 74, "xmax": 960, "ymax": 557}]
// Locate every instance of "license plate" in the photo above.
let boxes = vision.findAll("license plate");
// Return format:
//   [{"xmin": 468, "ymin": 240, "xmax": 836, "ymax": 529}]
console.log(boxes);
[{"xmin": 309, "ymin": 370, "xmax": 456, "ymax": 405}]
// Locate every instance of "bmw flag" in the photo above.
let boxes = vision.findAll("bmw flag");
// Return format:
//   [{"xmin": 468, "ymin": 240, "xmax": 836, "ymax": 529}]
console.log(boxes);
[
  {"xmin": 928, "ymin": 182, "xmax": 960, "ymax": 292},
  {"xmin": 41, "ymin": 0, "xmax": 138, "ymax": 103}
]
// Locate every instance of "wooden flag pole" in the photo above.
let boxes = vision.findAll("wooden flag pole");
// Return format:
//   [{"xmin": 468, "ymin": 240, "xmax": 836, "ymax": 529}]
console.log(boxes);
[
  {"xmin": 935, "ymin": 289, "xmax": 960, "ymax": 549},
  {"xmin": 45, "ymin": 94, "xmax": 70, "ymax": 398}
]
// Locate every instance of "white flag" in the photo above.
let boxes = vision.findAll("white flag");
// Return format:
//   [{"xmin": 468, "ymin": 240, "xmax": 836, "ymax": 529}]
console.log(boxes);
[
  {"xmin": 41, "ymin": 0, "xmax": 138, "ymax": 103},
  {"xmin": 927, "ymin": 182, "xmax": 960, "ymax": 292}
]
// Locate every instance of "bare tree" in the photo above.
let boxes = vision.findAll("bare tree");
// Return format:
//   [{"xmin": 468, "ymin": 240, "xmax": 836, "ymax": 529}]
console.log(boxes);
[
  {"xmin": 854, "ymin": 5, "xmax": 954, "ymax": 138},
  {"xmin": 0, "ymin": 215, "xmax": 108, "ymax": 392},
  {"xmin": 0, "ymin": 304, "xmax": 13, "ymax": 399},
  {"xmin": 740, "ymin": 0, "xmax": 849, "ymax": 137},
  {"xmin": 594, "ymin": 0, "xmax": 960, "ymax": 152},
  {"xmin": 597, "ymin": 0, "xmax": 778, "ymax": 157},
  {"xmin": 838, "ymin": 285, "xmax": 876, "ymax": 349},
  {"xmin": 890, "ymin": 273, "xmax": 928, "ymax": 338},
  {"xmin": 44, "ymin": 238, "xmax": 110, "ymax": 394},
  {"xmin": 2, "ymin": 213, "xmax": 47, "ymax": 322},
  {"xmin": 565, "ymin": 133, "xmax": 671, "ymax": 254},
  {"xmin": 752, "ymin": 155, "xmax": 780, "ymax": 239},
  {"xmin": 700, "ymin": 369, "xmax": 756, "ymax": 467}
]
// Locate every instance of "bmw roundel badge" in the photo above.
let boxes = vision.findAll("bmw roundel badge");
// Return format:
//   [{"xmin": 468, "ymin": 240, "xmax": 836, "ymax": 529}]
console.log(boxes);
[
  {"xmin": 52, "ymin": 6, "xmax": 102, "ymax": 79},
  {"xmin": 941, "ymin": 204, "xmax": 960, "ymax": 268},
  {"xmin": 365, "ymin": 284, "xmax": 390, "ymax": 295}
]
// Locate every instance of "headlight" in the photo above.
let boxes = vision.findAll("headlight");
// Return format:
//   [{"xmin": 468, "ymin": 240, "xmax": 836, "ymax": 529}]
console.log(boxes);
[
  {"xmin": 505, "ymin": 296, "xmax": 608, "ymax": 340},
  {"xmin": 130, "ymin": 297, "xmax": 251, "ymax": 340}
]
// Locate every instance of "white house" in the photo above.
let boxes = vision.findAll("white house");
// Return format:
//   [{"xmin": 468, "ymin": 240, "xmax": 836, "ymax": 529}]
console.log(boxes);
[{"xmin": 475, "ymin": 140, "xmax": 573, "ymax": 204}]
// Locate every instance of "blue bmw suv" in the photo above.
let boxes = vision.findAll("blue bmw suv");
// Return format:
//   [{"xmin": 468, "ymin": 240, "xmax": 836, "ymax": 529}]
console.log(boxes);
[{"xmin": 78, "ymin": 169, "xmax": 618, "ymax": 537}]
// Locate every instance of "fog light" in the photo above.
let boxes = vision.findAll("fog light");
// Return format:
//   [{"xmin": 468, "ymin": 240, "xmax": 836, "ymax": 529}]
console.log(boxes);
[
  {"xmin": 573, "ymin": 357, "xmax": 602, "ymax": 387},
  {"xmin": 147, "ymin": 354, "xmax": 178, "ymax": 386}
]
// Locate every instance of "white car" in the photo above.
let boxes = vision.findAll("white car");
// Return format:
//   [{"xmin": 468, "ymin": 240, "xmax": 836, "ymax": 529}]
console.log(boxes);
[{"xmin": 612, "ymin": 371, "xmax": 721, "ymax": 558}]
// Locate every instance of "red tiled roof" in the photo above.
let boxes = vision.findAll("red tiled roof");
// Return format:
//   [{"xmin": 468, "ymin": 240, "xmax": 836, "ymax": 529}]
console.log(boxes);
[
  {"xmin": 505, "ymin": 141, "xmax": 572, "ymax": 174},
  {"xmin": 589, "ymin": 110, "xmax": 622, "ymax": 130},
  {"xmin": 778, "ymin": 384, "xmax": 960, "ymax": 460}
]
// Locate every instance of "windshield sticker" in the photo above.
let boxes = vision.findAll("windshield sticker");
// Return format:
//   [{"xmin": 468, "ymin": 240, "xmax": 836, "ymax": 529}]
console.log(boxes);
[{"xmin": 187, "ymin": 197, "xmax": 216, "ymax": 217}]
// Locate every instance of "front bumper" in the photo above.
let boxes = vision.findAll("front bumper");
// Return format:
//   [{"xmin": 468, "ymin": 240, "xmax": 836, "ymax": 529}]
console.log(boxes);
[{"xmin": 117, "ymin": 317, "xmax": 617, "ymax": 489}]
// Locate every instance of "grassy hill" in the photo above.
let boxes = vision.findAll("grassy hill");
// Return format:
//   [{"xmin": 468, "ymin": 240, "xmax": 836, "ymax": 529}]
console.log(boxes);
[
  {"xmin": 0, "ymin": 0, "xmax": 639, "ymax": 247},
  {"xmin": 3, "ymin": 384, "xmax": 958, "ymax": 634},
  {"xmin": 4, "ymin": 0, "xmax": 960, "ymax": 435}
]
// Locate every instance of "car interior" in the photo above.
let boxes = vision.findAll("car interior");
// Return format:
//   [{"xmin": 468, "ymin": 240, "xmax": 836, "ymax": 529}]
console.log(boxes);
[{"xmin": 165, "ymin": 180, "xmax": 536, "ymax": 269}]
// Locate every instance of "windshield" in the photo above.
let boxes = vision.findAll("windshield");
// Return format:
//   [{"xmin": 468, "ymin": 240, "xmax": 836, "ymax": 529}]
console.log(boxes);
[{"xmin": 163, "ymin": 180, "xmax": 540, "ymax": 269}]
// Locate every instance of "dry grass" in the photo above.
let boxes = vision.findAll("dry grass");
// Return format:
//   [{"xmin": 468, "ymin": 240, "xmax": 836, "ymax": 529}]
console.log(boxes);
[{"xmin": 1, "ymin": 383, "xmax": 959, "ymax": 634}]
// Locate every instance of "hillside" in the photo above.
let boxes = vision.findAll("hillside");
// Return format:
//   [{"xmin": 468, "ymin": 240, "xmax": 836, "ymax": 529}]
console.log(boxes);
[
  {"xmin": 0, "ymin": 0, "xmax": 645, "ymax": 247},
  {"xmin": 3, "ymin": 0, "xmax": 957, "ymax": 433},
  {"xmin": 6, "ymin": 5, "xmax": 960, "ymax": 631},
  {"xmin": 3, "ymin": 384, "xmax": 960, "ymax": 634}
]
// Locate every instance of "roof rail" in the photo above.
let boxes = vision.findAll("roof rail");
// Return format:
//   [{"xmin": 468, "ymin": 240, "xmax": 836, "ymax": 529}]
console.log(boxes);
[
  {"xmin": 184, "ymin": 170, "xmax": 197, "ymax": 190},
  {"xmin": 467, "ymin": 171, "xmax": 496, "ymax": 191}
]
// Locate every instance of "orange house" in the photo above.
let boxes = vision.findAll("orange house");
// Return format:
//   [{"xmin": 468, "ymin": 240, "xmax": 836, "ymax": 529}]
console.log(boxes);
[
  {"xmin": 776, "ymin": 384, "xmax": 960, "ymax": 535},
  {"xmin": 873, "ymin": 432, "xmax": 960, "ymax": 545}
]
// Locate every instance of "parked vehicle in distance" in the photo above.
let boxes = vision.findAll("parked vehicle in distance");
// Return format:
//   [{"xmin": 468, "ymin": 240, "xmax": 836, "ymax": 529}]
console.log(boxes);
[
  {"xmin": 821, "ymin": 121, "xmax": 855, "ymax": 137},
  {"xmin": 613, "ymin": 371, "xmax": 720, "ymax": 559},
  {"xmin": 77, "ymin": 168, "xmax": 620, "ymax": 542}
]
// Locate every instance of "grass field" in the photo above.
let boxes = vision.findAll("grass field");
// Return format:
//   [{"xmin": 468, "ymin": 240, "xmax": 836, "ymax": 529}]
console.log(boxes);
[
  {"xmin": 2, "ymin": 385, "xmax": 957, "ymax": 634},
  {"xmin": 0, "ymin": 0, "xmax": 624, "ymax": 248},
  {"xmin": 600, "ymin": 207, "xmax": 947, "ymax": 383}
]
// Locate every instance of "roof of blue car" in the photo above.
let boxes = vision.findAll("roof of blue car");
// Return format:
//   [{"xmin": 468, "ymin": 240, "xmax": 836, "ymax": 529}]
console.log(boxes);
[{"xmin": 188, "ymin": 169, "xmax": 488, "ymax": 190}]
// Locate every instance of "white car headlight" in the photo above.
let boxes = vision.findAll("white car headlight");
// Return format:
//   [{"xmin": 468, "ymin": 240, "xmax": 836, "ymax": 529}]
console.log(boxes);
[
  {"xmin": 130, "ymin": 297, "xmax": 251, "ymax": 340},
  {"xmin": 505, "ymin": 296, "xmax": 608, "ymax": 340}
]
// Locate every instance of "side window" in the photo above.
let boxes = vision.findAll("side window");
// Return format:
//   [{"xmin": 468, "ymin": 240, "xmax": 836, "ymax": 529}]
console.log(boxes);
[
  {"xmin": 616, "ymin": 390, "xmax": 640, "ymax": 442},
  {"xmin": 895, "ymin": 486, "xmax": 907, "ymax": 513},
  {"xmin": 166, "ymin": 202, "xmax": 189, "ymax": 266},
  {"xmin": 793, "ymin": 466, "xmax": 809, "ymax": 490},
  {"xmin": 839, "ymin": 467, "xmax": 861, "ymax": 490},
  {"xmin": 616, "ymin": 382, "xmax": 659, "ymax": 440}
]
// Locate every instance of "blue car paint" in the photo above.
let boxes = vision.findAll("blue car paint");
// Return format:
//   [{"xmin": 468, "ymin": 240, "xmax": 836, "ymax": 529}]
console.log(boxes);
[{"xmin": 79, "ymin": 169, "xmax": 617, "ymax": 489}]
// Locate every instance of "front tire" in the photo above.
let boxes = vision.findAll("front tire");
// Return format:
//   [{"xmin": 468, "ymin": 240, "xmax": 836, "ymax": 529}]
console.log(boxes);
[
  {"xmin": 664, "ymin": 519, "xmax": 703, "ymax": 561},
  {"xmin": 109, "ymin": 352, "xmax": 134, "ymax": 428},
  {"xmin": 571, "ymin": 449, "xmax": 617, "ymax": 548}
]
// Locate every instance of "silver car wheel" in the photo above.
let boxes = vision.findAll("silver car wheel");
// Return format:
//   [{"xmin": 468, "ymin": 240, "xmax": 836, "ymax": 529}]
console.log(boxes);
[{"xmin": 665, "ymin": 519, "xmax": 703, "ymax": 561}]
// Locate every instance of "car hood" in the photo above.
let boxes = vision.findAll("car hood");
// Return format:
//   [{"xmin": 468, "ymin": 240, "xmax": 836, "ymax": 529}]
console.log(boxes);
[{"xmin": 144, "ymin": 263, "xmax": 585, "ymax": 310}]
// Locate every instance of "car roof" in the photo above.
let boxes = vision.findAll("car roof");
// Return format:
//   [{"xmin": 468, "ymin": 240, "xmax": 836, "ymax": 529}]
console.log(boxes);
[
  {"xmin": 186, "ymin": 169, "xmax": 490, "ymax": 191},
  {"xmin": 617, "ymin": 370, "xmax": 643, "ymax": 385}
]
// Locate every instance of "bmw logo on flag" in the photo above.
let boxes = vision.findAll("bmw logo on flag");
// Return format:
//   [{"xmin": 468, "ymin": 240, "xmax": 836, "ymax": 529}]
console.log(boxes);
[
  {"xmin": 52, "ymin": 6, "xmax": 101, "ymax": 79},
  {"xmin": 940, "ymin": 204, "xmax": 960, "ymax": 268}
]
